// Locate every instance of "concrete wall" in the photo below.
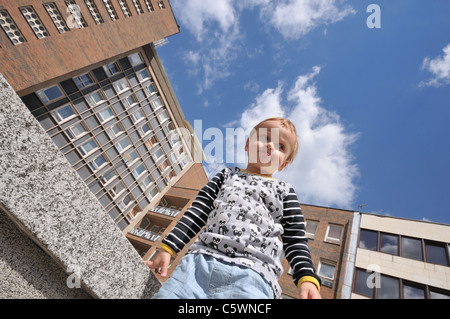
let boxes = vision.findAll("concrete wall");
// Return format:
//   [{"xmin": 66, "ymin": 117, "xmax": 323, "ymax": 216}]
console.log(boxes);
[{"xmin": 0, "ymin": 74, "xmax": 161, "ymax": 298}]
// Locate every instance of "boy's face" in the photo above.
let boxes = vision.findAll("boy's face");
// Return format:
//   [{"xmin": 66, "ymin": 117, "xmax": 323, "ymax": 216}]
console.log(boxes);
[{"xmin": 245, "ymin": 120, "xmax": 296, "ymax": 176}]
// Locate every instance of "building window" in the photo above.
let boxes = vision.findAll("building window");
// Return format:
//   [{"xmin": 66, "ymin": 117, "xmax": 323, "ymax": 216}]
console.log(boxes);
[
  {"xmin": 152, "ymin": 147, "xmax": 163, "ymax": 161},
  {"xmin": 305, "ymin": 220, "xmax": 319, "ymax": 239},
  {"xmin": 78, "ymin": 139, "xmax": 98, "ymax": 156},
  {"xmin": 65, "ymin": 122, "xmax": 88, "ymax": 140},
  {"xmin": 132, "ymin": 0, "xmax": 144, "ymax": 14},
  {"xmin": 403, "ymin": 282, "xmax": 426, "ymax": 299},
  {"xmin": 106, "ymin": 122, "xmax": 125, "ymax": 139},
  {"xmin": 102, "ymin": 0, "xmax": 119, "ymax": 21},
  {"xmin": 401, "ymin": 236, "xmax": 423, "ymax": 262},
  {"xmin": 137, "ymin": 69, "xmax": 150, "ymax": 82},
  {"xmin": 318, "ymin": 261, "xmax": 336, "ymax": 282},
  {"xmin": 144, "ymin": 0, "xmax": 154, "ymax": 12},
  {"xmin": 44, "ymin": 2, "xmax": 70, "ymax": 33},
  {"xmin": 117, "ymin": 0, "xmax": 132, "ymax": 17},
  {"xmin": 359, "ymin": 229, "xmax": 378, "ymax": 251},
  {"xmin": 73, "ymin": 72, "xmax": 95, "ymax": 89},
  {"xmin": 130, "ymin": 109, "xmax": 145, "ymax": 123},
  {"xmin": 37, "ymin": 85, "xmax": 64, "ymax": 104},
  {"xmin": 425, "ymin": 241, "xmax": 449, "ymax": 266},
  {"xmin": 378, "ymin": 275, "xmax": 400, "ymax": 299},
  {"xmin": 145, "ymin": 136, "xmax": 158, "ymax": 150},
  {"xmin": 0, "ymin": 9, "xmax": 26, "ymax": 45},
  {"xmin": 20, "ymin": 6, "xmax": 49, "ymax": 39},
  {"xmin": 132, "ymin": 163, "xmax": 146, "ymax": 179},
  {"xmin": 125, "ymin": 93, "xmax": 139, "ymax": 108},
  {"xmin": 113, "ymin": 78, "xmax": 130, "ymax": 94},
  {"xmin": 354, "ymin": 268, "xmax": 450, "ymax": 299},
  {"xmin": 380, "ymin": 233, "xmax": 399, "ymax": 255},
  {"xmin": 324, "ymin": 224, "xmax": 343, "ymax": 244},
  {"xmin": 138, "ymin": 122, "xmax": 152, "ymax": 137},
  {"xmin": 103, "ymin": 62, "xmax": 121, "ymax": 76},
  {"xmin": 84, "ymin": 0, "xmax": 104, "ymax": 24},
  {"xmin": 150, "ymin": 97, "xmax": 163, "ymax": 111},
  {"xmin": 99, "ymin": 169, "xmax": 116, "ymax": 185},
  {"xmin": 157, "ymin": 110, "xmax": 169, "ymax": 123},
  {"xmin": 115, "ymin": 137, "xmax": 132, "ymax": 153},
  {"xmin": 158, "ymin": 1, "xmax": 165, "ymax": 9},
  {"xmin": 165, "ymin": 170, "xmax": 175, "ymax": 182},
  {"xmin": 118, "ymin": 194, "xmax": 133, "ymax": 211},
  {"xmin": 86, "ymin": 90, "xmax": 107, "ymax": 106},
  {"xmin": 139, "ymin": 176, "xmax": 153, "ymax": 190},
  {"xmin": 353, "ymin": 268, "xmax": 374, "ymax": 298},
  {"xmin": 65, "ymin": 1, "xmax": 88, "ymax": 29},
  {"xmin": 88, "ymin": 153, "xmax": 107, "ymax": 171},
  {"xmin": 52, "ymin": 104, "xmax": 76, "ymax": 123},
  {"xmin": 430, "ymin": 289, "xmax": 450, "ymax": 299},
  {"xmin": 159, "ymin": 159, "xmax": 170, "ymax": 172},
  {"xmin": 110, "ymin": 180, "xmax": 126, "ymax": 198},
  {"xmin": 146, "ymin": 83, "xmax": 157, "ymax": 96},
  {"xmin": 123, "ymin": 150, "xmax": 139, "ymax": 166},
  {"xmin": 128, "ymin": 52, "xmax": 144, "ymax": 66},
  {"xmin": 97, "ymin": 106, "xmax": 115, "ymax": 123}
]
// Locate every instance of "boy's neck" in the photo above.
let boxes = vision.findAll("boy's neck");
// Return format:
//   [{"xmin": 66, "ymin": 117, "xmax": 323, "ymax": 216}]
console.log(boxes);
[{"xmin": 243, "ymin": 164, "xmax": 274, "ymax": 178}]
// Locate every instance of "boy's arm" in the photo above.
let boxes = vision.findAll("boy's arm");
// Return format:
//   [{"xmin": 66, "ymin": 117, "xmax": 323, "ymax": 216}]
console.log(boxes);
[
  {"xmin": 160, "ymin": 168, "xmax": 226, "ymax": 255},
  {"xmin": 281, "ymin": 187, "xmax": 321, "ymax": 295}
]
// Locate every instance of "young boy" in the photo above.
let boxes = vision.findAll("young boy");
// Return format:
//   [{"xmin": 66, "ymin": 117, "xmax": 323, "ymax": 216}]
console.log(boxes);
[{"xmin": 146, "ymin": 117, "xmax": 321, "ymax": 299}]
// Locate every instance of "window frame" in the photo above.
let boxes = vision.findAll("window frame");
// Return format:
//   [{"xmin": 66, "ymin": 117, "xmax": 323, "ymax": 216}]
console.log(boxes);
[{"xmin": 324, "ymin": 224, "xmax": 343, "ymax": 244}]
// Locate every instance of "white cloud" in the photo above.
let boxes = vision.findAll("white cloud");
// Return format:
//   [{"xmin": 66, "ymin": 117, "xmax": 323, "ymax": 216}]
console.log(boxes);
[
  {"xmin": 172, "ymin": 0, "xmax": 236, "ymax": 41},
  {"xmin": 420, "ymin": 43, "xmax": 450, "ymax": 87},
  {"xmin": 263, "ymin": 0, "xmax": 356, "ymax": 40},
  {"xmin": 171, "ymin": 0, "xmax": 242, "ymax": 93},
  {"xmin": 224, "ymin": 67, "xmax": 359, "ymax": 209},
  {"xmin": 171, "ymin": 0, "xmax": 355, "ymax": 92}
]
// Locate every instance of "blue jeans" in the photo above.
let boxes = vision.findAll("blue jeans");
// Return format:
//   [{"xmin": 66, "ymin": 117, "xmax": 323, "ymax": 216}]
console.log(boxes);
[{"xmin": 151, "ymin": 253, "xmax": 274, "ymax": 299}]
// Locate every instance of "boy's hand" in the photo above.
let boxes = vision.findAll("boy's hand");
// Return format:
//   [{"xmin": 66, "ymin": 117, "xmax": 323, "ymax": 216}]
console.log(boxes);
[
  {"xmin": 145, "ymin": 250, "xmax": 172, "ymax": 277},
  {"xmin": 299, "ymin": 281, "xmax": 321, "ymax": 299}
]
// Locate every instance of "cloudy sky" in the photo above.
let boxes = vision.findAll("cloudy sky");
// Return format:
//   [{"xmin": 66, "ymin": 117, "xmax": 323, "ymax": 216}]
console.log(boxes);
[{"xmin": 156, "ymin": 0, "xmax": 450, "ymax": 223}]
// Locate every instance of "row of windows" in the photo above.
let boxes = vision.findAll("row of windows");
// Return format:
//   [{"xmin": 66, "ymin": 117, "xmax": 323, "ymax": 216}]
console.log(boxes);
[
  {"xmin": 359, "ymin": 228, "xmax": 450, "ymax": 267},
  {"xmin": 353, "ymin": 268, "xmax": 450, "ymax": 299},
  {"xmin": 306, "ymin": 220, "xmax": 344, "ymax": 245},
  {"xmin": 0, "ymin": 0, "xmax": 166, "ymax": 45},
  {"xmin": 24, "ymin": 51, "xmax": 190, "ymax": 229}
]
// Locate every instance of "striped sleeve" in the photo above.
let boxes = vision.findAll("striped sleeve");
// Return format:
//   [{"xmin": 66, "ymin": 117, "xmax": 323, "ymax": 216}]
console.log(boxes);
[
  {"xmin": 281, "ymin": 187, "xmax": 321, "ymax": 289},
  {"xmin": 162, "ymin": 168, "xmax": 226, "ymax": 254}
]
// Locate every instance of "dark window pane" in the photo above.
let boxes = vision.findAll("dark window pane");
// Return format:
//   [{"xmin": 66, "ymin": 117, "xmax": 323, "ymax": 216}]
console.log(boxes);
[
  {"xmin": 403, "ymin": 283, "xmax": 425, "ymax": 299},
  {"xmin": 425, "ymin": 242, "xmax": 449, "ymax": 266},
  {"xmin": 21, "ymin": 93, "xmax": 43, "ymax": 110},
  {"xmin": 378, "ymin": 275, "xmax": 399, "ymax": 299},
  {"xmin": 359, "ymin": 229, "xmax": 378, "ymax": 251},
  {"xmin": 430, "ymin": 290, "xmax": 450, "ymax": 299},
  {"xmin": 402, "ymin": 237, "xmax": 423, "ymax": 261},
  {"xmin": 380, "ymin": 233, "xmax": 399, "ymax": 255},
  {"xmin": 354, "ymin": 269, "xmax": 374, "ymax": 298}
]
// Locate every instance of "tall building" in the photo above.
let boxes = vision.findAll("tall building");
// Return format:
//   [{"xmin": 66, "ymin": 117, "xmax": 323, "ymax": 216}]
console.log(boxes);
[{"xmin": 1, "ymin": 0, "xmax": 208, "ymax": 235}]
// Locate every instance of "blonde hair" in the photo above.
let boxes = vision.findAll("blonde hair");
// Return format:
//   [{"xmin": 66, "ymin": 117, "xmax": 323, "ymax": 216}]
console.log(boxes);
[{"xmin": 252, "ymin": 117, "xmax": 299, "ymax": 168}]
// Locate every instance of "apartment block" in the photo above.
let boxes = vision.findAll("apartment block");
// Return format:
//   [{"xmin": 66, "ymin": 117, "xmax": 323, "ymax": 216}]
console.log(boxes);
[{"xmin": 351, "ymin": 213, "xmax": 450, "ymax": 299}]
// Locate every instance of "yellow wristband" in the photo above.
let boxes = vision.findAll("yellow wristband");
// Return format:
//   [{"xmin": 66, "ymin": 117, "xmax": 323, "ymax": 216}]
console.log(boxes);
[
  {"xmin": 160, "ymin": 243, "xmax": 177, "ymax": 257},
  {"xmin": 297, "ymin": 276, "xmax": 321, "ymax": 292}
]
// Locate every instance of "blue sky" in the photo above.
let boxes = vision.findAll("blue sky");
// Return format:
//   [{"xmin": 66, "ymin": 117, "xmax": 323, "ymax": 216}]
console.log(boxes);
[{"xmin": 156, "ymin": 0, "xmax": 450, "ymax": 224}]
